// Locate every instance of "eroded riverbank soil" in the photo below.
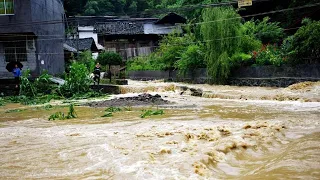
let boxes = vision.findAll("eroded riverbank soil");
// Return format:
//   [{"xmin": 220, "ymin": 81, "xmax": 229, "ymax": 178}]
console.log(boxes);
[{"xmin": 85, "ymin": 93, "xmax": 170, "ymax": 107}]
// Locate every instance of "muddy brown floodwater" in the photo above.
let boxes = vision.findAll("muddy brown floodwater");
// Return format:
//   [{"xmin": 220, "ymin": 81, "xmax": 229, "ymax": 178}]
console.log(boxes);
[{"xmin": 0, "ymin": 81, "xmax": 320, "ymax": 179}]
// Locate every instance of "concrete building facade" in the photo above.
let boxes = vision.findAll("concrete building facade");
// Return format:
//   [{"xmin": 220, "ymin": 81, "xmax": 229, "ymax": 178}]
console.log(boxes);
[{"xmin": 0, "ymin": 0, "xmax": 65, "ymax": 78}]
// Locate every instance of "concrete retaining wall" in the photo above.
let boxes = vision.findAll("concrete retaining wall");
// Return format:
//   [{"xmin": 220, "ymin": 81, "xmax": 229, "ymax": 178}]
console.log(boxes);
[
  {"xmin": 230, "ymin": 64, "xmax": 320, "ymax": 78},
  {"xmin": 128, "ymin": 65, "xmax": 320, "ymax": 87},
  {"xmin": 128, "ymin": 70, "xmax": 170, "ymax": 81}
]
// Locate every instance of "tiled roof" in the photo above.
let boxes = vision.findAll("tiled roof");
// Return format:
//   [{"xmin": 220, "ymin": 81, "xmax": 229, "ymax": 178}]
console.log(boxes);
[
  {"xmin": 65, "ymin": 38, "xmax": 99, "ymax": 52},
  {"xmin": 63, "ymin": 43, "xmax": 77, "ymax": 52}
]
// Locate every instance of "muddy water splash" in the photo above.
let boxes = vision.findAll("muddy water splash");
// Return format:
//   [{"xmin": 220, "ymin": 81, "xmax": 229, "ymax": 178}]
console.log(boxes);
[
  {"xmin": 120, "ymin": 80, "xmax": 320, "ymax": 102},
  {"xmin": 0, "ymin": 96, "xmax": 320, "ymax": 179}
]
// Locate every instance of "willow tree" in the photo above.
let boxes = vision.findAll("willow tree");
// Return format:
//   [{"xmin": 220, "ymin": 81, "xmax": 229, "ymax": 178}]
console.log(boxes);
[{"xmin": 201, "ymin": 7, "xmax": 241, "ymax": 84}]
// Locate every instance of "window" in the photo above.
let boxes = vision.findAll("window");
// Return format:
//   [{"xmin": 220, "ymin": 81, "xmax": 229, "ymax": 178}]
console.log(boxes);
[
  {"xmin": 4, "ymin": 41, "xmax": 27, "ymax": 62},
  {"xmin": 0, "ymin": 0, "xmax": 14, "ymax": 15}
]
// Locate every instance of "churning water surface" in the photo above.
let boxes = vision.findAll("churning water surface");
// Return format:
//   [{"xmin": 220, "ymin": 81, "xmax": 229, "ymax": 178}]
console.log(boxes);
[{"xmin": 0, "ymin": 91, "xmax": 319, "ymax": 179}]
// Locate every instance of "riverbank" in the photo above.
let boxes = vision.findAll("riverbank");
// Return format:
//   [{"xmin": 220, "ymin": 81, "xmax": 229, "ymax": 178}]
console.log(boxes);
[{"xmin": 119, "ymin": 80, "xmax": 320, "ymax": 102}]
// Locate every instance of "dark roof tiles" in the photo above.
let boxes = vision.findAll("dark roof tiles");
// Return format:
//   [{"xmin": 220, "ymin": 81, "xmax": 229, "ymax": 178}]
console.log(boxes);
[{"xmin": 65, "ymin": 38, "xmax": 99, "ymax": 52}]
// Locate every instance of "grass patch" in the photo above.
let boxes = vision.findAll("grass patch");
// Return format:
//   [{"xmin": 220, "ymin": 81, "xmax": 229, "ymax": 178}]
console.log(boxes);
[
  {"xmin": 140, "ymin": 109, "xmax": 164, "ymax": 118},
  {"xmin": 48, "ymin": 104, "xmax": 77, "ymax": 121},
  {"xmin": 44, "ymin": 104, "xmax": 54, "ymax": 110},
  {"xmin": 2, "ymin": 92, "xmax": 106, "ymax": 106},
  {"xmin": 101, "ymin": 112, "xmax": 113, "ymax": 117},
  {"xmin": 123, "ymin": 106, "xmax": 132, "ymax": 111},
  {"xmin": 5, "ymin": 109, "xmax": 26, "ymax": 113},
  {"xmin": 0, "ymin": 98, "xmax": 5, "ymax": 106},
  {"xmin": 101, "ymin": 106, "xmax": 123, "ymax": 118},
  {"xmin": 105, "ymin": 106, "xmax": 122, "ymax": 112}
]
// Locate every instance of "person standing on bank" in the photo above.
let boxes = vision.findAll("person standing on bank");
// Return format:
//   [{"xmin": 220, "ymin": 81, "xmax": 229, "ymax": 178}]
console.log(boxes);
[
  {"xmin": 93, "ymin": 63, "xmax": 101, "ymax": 85},
  {"xmin": 12, "ymin": 64, "xmax": 21, "ymax": 88}
]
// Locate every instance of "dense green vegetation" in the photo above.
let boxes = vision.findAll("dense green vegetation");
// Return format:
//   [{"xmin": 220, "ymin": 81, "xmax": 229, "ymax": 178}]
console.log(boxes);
[
  {"xmin": 97, "ymin": 51, "xmax": 123, "ymax": 82},
  {"xmin": 140, "ymin": 109, "xmax": 164, "ymax": 118},
  {"xmin": 127, "ymin": 31, "xmax": 206, "ymax": 76},
  {"xmin": 284, "ymin": 19, "xmax": 320, "ymax": 64},
  {"xmin": 62, "ymin": 0, "xmax": 320, "ymax": 84},
  {"xmin": 201, "ymin": 7, "xmax": 241, "ymax": 84},
  {"xmin": 1, "ymin": 51, "xmax": 105, "ymax": 105},
  {"xmin": 49, "ymin": 104, "xmax": 78, "ymax": 121},
  {"xmin": 64, "ymin": 0, "xmax": 319, "ymax": 21},
  {"xmin": 124, "ymin": 3, "xmax": 320, "ymax": 84}
]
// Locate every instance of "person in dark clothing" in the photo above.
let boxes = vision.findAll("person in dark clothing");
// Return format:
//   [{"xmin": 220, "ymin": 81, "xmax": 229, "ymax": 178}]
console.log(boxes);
[
  {"xmin": 93, "ymin": 63, "xmax": 101, "ymax": 85},
  {"xmin": 12, "ymin": 64, "xmax": 21, "ymax": 88}
]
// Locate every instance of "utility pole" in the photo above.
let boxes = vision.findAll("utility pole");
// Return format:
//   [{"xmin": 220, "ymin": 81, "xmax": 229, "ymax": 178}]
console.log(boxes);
[{"xmin": 76, "ymin": 21, "xmax": 79, "ymax": 60}]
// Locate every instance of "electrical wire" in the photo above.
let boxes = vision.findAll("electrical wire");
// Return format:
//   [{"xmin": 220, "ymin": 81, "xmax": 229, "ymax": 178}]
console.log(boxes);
[
  {"xmin": 1, "ymin": 1, "xmax": 319, "ymax": 29},
  {"xmin": 0, "ymin": 2, "xmax": 318, "ymax": 56},
  {"xmin": 0, "ymin": 2, "xmax": 318, "ymax": 37},
  {"xmin": 0, "ymin": 26, "xmax": 300, "ymax": 55}
]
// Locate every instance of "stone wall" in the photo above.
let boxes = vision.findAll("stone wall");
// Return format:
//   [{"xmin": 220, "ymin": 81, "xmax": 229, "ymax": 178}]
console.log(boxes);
[
  {"xmin": 228, "ymin": 65, "xmax": 320, "ymax": 87},
  {"xmin": 128, "ymin": 70, "xmax": 170, "ymax": 81},
  {"xmin": 128, "ymin": 65, "xmax": 320, "ymax": 87}
]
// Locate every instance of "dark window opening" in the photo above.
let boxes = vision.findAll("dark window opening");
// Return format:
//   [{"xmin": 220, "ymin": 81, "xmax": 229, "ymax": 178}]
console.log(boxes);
[
  {"xmin": 4, "ymin": 41, "xmax": 27, "ymax": 62},
  {"xmin": 0, "ymin": 0, "xmax": 14, "ymax": 15}
]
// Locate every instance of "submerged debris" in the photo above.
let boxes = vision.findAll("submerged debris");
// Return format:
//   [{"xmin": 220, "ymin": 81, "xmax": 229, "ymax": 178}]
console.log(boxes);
[{"xmin": 85, "ymin": 93, "xmax": 170, "ymax": 107}]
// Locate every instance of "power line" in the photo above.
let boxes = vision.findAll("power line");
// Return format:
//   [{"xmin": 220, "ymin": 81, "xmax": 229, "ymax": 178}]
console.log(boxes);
[
  {"xmin": 0, "ymin": 3, "xmax": 316, "ymax": 55},
  {"xmin": 1, "ymin": 2, "xmax": 317, "ymax": 37},
  {"xmin": 0, "ymin": 0, "xmax": 242, "ymax": 28},
  {"xmin": 154, "ymin": 2, "xmax": 320, "ymax": 31},
  {"xmin": 3, "ymin": 0, "xmax": 319, "ymax": 29},
  {"xmin": 0, "ymin": 26, "xmax": 300, "ymax": 55},
  {"xmin": 0, "ymin": 2, "xmax": 318, "ymax": 31},
  {"xmin": 76, "ymin": 0, "xmax": 269, "ymax": 18}
]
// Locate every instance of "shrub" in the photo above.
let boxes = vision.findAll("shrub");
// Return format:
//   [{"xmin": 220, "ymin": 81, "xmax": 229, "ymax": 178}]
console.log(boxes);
[
  {"xmin": 254, "ymin": 45, "xmax": 283, "ymax": 66},
  {"xmin": 155, "ymin": 32, "xmax": 195, "ymax": 70},
  {"xmin": 78, "ymin": 50, "xmax": 96, "ymax": 72},
  {"xmin": 244, "ymin": 17, "xmax": 284, "ymax": 44},
  {"xmin": 20, "ymin": 70, "xmax": 56, "ymax": 97},
  {"xmin": 59, "ymin": 62, "xmax": 92, "ymax": 97},
  {"xmin": 140, "ymin": 109, "xmax": 164, "ymax": 118},
  {"xmin": 230, "ymin": 53, "xmax": 253, "ymax": 67},
  {"xmin": 19, "ymin": 69, "xmax": 36, "ymax": 97},
  {"xmin": 126, "ymin": 29, "xmax": 204, "ymax": 73},
  {"xmin": 48, "ymin": 104, "xmax": 77, "ymax": 121},
  {"xmin": 284, "ymin": 19, "xmax": 320, "ymax": 64},
  {"xmin": 126, "ymin": 54, "xmax": 166, "ymax": 71},
  {"xmin": 240, "ymin": 21, "xmax": 262, "ymax": 53},
  {"xmin": 97, "ymin": 51, "xmax": 122, "ymax": 82},
  {"xmin": 97, "ymin": 51, "xmax": 122, "ymax": 68},
  {"xmin": 174, "ymin": 44, "xmax": 205, "ymax": 76}
]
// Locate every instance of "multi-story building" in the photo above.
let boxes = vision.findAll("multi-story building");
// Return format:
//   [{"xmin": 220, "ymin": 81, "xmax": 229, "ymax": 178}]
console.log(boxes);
[{"xmin": 0, "ymin": 0, "xmax": 65, "ymax": 78}]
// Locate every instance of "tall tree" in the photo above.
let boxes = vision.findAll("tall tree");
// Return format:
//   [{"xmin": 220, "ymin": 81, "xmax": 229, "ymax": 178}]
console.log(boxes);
[
  {"xmin": 64, "ymin": 0, "xmax": 88, "ymax": 16},
  {"xmin": 201, "ymin": 7, "xmax": 241, "ymax": 84}
]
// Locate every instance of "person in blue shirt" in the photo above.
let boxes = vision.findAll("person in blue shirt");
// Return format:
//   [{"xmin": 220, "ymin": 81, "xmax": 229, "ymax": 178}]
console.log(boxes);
[{"xmin": 12, "ymin": 64, "xmax": 21, "ymax": 88}]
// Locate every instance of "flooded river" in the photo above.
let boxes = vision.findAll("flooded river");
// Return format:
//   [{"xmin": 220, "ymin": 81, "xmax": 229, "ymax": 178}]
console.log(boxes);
[{"xmin": 0, "ymin": 82, "xmax": 320, "ymax": 179}]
